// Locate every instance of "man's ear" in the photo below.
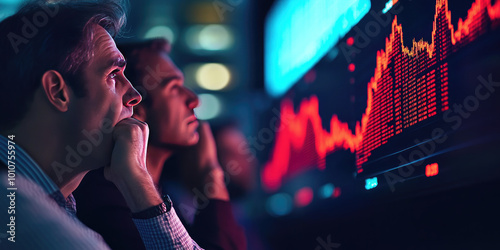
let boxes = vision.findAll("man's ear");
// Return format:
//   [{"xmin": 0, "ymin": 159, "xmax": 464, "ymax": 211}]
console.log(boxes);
[
  {"xmin": 133, "ymin": 104, "xmax": 147, "ymax": 122},
  {"xmin": 41, "ymin": 70, "xmax": 70, "ymax": 112}
]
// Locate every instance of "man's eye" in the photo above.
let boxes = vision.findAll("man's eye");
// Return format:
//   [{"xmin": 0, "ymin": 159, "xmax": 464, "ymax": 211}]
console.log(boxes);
[
  {"xmin": 170, "ymin": 85, "xmax": 181, "ymax": 93},
  {"xmin": 109, "ymin": 69, "xmax": 120, "ymax": 78}
]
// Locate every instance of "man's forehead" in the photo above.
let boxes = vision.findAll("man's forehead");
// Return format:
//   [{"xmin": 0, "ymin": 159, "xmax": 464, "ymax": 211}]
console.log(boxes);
[
  {"xmin": 93, "ymin": 26, "xmax": 115, "ymax": 49},
  {"xmin": 138, "ymin": 50, "xmax": 183, "ymax": 78},
  {"xmin": 91, "ymin": 26, "xmax": 125, "ymax": 69}
]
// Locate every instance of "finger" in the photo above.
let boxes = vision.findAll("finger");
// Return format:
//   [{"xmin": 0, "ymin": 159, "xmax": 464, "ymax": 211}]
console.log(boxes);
[
  {"xmin": 116, "ymin": 117, "xmax": 148, "ymax": 127},
  {"xmin": 130, "ymin": 117, "xmax": 148, "ymax": 126},
  {"xmin": 198, "ymin": 122, "xmax": 219, "ymax": 166},
  {"xmin": 199, "ymin": 121, "xmax": 215, "ymax": 145},
  {"xmin": 112, "ymin": 118, "xmax": 149, "ymax": 141}
]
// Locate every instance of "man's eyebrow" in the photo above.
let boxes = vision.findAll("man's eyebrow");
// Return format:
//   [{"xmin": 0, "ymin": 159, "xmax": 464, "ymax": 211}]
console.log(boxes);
[
  {"xmin": 160, "ymin": 75, "xmax": 183, "ymax": 86},
  {"xmin": 107, "ymin": 57, "xmax": 127, "ymax": 69}
]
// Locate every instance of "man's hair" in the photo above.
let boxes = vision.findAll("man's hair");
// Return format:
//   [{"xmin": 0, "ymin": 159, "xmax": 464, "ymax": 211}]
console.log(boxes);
[
  {"xmin": 0, "ymin": 0, "xmax": 127, "ymax": 130},
  {"xmin": 118, "ymin": 38, "xmax": 171, "ymax": 107}
]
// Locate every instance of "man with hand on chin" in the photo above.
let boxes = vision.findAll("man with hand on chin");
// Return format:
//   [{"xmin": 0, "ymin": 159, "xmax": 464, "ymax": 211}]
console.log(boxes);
[
  {"xmin": 0, "ymin": 1, "xmax": 201, "ymax": 249},
  {"xmin": 74, "ymin": 38, "xmax": 247, "ymax": 250}
]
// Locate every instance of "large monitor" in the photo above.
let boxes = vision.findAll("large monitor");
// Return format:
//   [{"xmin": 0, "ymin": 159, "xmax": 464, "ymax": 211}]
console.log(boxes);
[
  {"xmin": 259, "ymin": 0, "xmax": 500, "ymax": 248},
  {"xmin": 264, "ymin": 0, "xmax": 371, "ymax": 97}
]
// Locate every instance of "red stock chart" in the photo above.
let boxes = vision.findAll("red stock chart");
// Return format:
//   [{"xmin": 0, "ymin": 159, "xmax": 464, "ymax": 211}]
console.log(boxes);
[{"xmin": 262, "ymin": 0, "xmax": 500, "ymax": 192}]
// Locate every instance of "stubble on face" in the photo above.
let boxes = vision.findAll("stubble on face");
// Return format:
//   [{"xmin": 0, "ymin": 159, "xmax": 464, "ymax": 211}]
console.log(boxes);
[{"xmin": 71, "ymin": 25, "xmax": 136, "ymax": 170}]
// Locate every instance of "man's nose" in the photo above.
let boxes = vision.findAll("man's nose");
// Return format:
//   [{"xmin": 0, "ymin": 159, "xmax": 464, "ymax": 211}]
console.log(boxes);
[
  {"xmin": 185, "ymin": 87, "xmax": 199, "ymax": 109},
  {"xmin": 124, "ymin": 80, "xmax": 142, "ymax": 107}
]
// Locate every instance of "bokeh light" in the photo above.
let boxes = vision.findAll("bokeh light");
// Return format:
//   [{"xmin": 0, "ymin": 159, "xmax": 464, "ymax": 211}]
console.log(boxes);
[
  {"xmin": 266, "ymin": 193, "xmax": 293, "ymax": 216},
  {"xmin": 194, "ymin": 93, "xmax": 221, "ymax": 120},
  {"xmin": 185, "ymin": 25, "xmax": 233, "ymax": 51},
  {"xmin": 294, "ymin": 187, "xmax": 313, "ymax": 207},
  {"xmin": 195, "ymin": 63, "xmax": 231, "ymax": 90},
  {"xmin": 319, "ymin": 183, "xmax": 335, "ymax": 199},
  {"xmin": 199, "ymin": 25, "xmax": 232, "ymax": 50},
  {"xmin": 145, "ymin": 25, "xmax": 175, "ymax": 43}
]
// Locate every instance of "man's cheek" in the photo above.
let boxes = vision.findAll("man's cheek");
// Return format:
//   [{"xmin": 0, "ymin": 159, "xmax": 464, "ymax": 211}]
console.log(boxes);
[
  {"xmin": 101, "ymin": 117, "xmax": 114, "ymax": 134},
  {"xmin": 108, "ymin": 102, "xmax": 122, "ymax": 117}
]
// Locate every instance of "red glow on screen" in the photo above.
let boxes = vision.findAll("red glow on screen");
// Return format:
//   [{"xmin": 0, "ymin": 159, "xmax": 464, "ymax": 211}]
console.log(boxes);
[
  {"xmin": 295, "ymin": 187, "xmax": 314, "ymax": 207},
  {"xmin": 333, "ymin": 187, "xmax": 342, "ymax": 198},
  {"xmin": 348, "ymin": 63, "xmax": 355, "ymax": 72},
  {"xmin": 346, "ymin": 37, "xmax": 354, "ymax": 46},
  {"xmin": 261, "ymin": 0, "xmax": 500, "ymax": 191},
  {"xmin": 425, "ymin": 163, "xmax": 439, "ymax": 177},
  {"xmin": 304, "ymin": 69, "xmax": 317, "ymax": 83}
]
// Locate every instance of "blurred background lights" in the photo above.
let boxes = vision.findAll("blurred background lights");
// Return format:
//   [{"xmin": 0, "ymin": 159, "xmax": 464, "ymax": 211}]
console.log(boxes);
[
  {"xmin": 186, "ymin": 2, "xmax": 223, "ymax": 24},
  {"xmin": 346, "ymin": 36, "xmax": 354, "ymax": 46},
  {"xmin": 145, "ymin": 25, "xmax": 175, "ymax": 43},
  {"xmin": 0, "ymin": 0, "xmax": 23, "ymax": 5},
  {"xmin": 198, "ymin": 25, "xmax": 232, "ymax": 50},
  {"xmin": 365, "ymin": 177, "xmax": 378, "ymax": 190},
  {"xmin": 0, "ymin": 0, "xmax": 22, "ymax": 22},
  {"xmin": 185, "ymin": 25, "xmax": 233, "ymax": 51},
  {"xmin": 425, "ymin": 163, "xmax": 439, "ymax": 177},
  {"xmin": 195, "ymin": 63, "xmax": 231, "ymax": 90},
  {"xmin": 333, "ymin": 187, "xmax": 341, "ymax": 198},
  {"xmin": 319, "ymin": 183, "xmax": 335, "ymax": 199},
  {"xmin": 194, "ymin": 93, "xmax": 221, "ymax": 120},
  {"xmin": 266, "ymin": 193, "xmax": 293, "ymax": 217},
  {"xmin": 294, "ymin": 187, "xmax": 313, "ymax": 207},
  {"xmin": 348, "ymin": 63, "xmax": 355, "ymax": 72}
]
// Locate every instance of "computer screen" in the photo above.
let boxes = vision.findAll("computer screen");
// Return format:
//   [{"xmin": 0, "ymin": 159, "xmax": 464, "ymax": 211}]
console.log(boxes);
[{"xmin": 259, "ymin": 0, "xmax": 500, "ymax": 247}]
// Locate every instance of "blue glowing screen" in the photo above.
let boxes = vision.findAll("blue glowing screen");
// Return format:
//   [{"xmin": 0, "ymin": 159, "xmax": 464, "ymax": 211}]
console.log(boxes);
[{"xmin": 264, "ymin": 0, "xmax": 371, "ymax": 97}]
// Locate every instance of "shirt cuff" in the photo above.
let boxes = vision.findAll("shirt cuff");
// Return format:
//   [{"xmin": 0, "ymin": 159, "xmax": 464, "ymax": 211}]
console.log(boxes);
[{"xmin": 133, "ymin": 207, "xmax": 203, "ymax": 249}]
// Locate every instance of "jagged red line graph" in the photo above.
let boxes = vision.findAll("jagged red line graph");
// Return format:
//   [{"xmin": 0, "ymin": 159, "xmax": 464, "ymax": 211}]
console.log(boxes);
[{"xmin": 262, "ymin": 0, "xmax": 500, "ymax": 191}]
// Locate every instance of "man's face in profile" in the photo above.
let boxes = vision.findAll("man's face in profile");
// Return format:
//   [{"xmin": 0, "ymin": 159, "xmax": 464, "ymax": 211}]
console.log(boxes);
[
  {"xmin": 69, "ymin": 25, "xmax": 141, "ymax": 168},
  {"xmin": 134, "ymin": 50, "xmax": 200, "ymax": 147}
]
